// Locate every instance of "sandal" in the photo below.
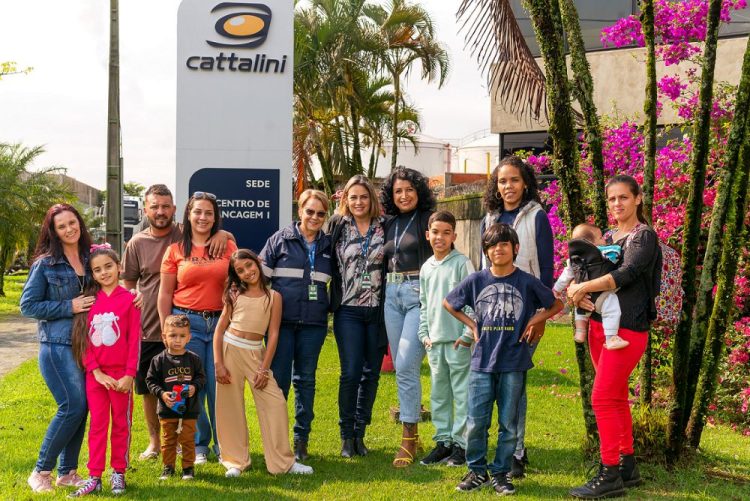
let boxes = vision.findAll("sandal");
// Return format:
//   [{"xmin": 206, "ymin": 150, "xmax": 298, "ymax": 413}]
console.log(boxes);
[{"xmin": 392, "ymin": 437, "xmax": 417, "ymax": 467}]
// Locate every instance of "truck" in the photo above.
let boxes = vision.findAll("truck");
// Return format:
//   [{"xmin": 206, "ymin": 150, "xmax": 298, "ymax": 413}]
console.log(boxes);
[{"xmin": 123, "ymin": 195, "xmax": 143, "ymax": 243}]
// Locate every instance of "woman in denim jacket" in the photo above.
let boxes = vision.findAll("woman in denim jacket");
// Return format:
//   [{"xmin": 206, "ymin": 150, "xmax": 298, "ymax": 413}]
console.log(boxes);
[{"xmin": 20, "ymin": 204, "xmax": 96, "ymax": 493}]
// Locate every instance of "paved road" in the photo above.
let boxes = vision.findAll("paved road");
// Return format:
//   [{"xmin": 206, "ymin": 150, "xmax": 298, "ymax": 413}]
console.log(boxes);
[{"xmin": 0, "ymin": 315, "xmax": 38, "ymax": 377}]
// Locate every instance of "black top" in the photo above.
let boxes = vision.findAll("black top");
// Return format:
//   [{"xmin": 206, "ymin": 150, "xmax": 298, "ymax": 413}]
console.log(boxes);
[
  {"xmin": 382, "ymin": 210, "xmax": 432, "ymax": 273},
  {"xmin": 592, "ymin": 226, "xmax": 661, "ymax": 333},
  {"xmin": 146, "ymin": 350, "xmax": 206, "ymax": 419}
]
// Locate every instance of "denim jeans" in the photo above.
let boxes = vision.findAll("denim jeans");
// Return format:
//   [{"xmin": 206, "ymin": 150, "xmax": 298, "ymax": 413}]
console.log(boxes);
[
  {"xmin": 466, "ymin": 370, "xmax": 526, "ymax": 475},
  {"xmin": 333, "ymin": 306, "xmax": 385, "ymax": 439},
  {"xmin": 271, "ymin": 323, "xmax": 327, "ymax": 441},
  {"xmin": 515, "ymin": 341, "xmax": 538, "ymax": 456},
  {"xmin": 175, "ymin": 308, "xmax": 218, "ymax": 456},
  {"xmin": 36, "ymin": 343, "xmax": 88, "ymax": 474},
  {"xmin": 384, "ymin": 281, "xmax": 425, "ymax": 424}
]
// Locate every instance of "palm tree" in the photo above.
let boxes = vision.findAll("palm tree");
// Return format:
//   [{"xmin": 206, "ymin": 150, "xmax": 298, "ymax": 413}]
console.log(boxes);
[
  {"xmin": 0, "ymin": 144, "xmax": 73, "ymax": 295},
  {"xmin": 366, "ymin": 0, "xmax": 449, "ymax": 170},
  {"xmin": 667, "ymin": 0, "xmax": 724, "ymax": 461}
]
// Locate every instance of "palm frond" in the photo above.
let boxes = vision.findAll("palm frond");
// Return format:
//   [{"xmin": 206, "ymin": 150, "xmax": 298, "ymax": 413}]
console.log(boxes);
[{"xmin": 457, "ymin": 0, "xmax": 547, "ymax": 124}]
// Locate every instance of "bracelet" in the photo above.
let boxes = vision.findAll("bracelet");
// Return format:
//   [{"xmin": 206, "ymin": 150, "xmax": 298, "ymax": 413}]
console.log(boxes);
[{"xmin": 256, "ymin": 369, "xmax": 270, "ymax": 379}]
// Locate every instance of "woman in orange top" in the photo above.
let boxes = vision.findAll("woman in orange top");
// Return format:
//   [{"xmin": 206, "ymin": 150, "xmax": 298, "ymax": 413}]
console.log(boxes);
[{"xmin": 158, "ymin": 191, "xmax": 237, "ymax": 464}]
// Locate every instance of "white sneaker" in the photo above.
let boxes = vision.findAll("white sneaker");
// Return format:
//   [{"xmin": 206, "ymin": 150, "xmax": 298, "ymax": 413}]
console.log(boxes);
[
  {"xmin": 194, "ymin": 453, "xmax": 208, "ymax": 465},
  {"xmin": 225, "ymin": 467, "xmax": 241, "ymax": 478},
  {"xmin": 287, "ymin": 462, "xmax": 313, "ymax": 475}
]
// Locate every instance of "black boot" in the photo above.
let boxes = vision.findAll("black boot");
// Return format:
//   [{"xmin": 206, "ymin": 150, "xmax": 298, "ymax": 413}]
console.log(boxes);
[
  {"xmin": 341, "ymin": 439, "xmax": 356, "ymax": 458},
  {"xmin": 293, "ymin": 439, "xmax": 309, "ymax": 461},
  {"xmin": 570, "ymin": 464, "xmax": 625, "ymax": 499},
  {"xmin": 354, "ymin": 437, "xmax": 369, "ymax": 456},
  {"xmin": 619, "ymin": 454, "xmax": 643, "ymax": 488},
  {"xmin": 509, "ymin": 449, "xmax": 528, "ymax": 479}
]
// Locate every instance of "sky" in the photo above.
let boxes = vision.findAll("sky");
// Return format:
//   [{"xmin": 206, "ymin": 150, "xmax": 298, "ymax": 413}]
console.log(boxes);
[{"xmin": 0, "ymin": 1, "xmax": 490, "ymax": 191}]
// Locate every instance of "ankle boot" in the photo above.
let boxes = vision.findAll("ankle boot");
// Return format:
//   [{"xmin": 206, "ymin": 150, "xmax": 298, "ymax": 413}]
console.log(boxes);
[
  {"xmin": 619, "ymin": 454, "xmax": 643, "ymax": 487},
  {"xmin": 354, "ymin": 437, "xmax": 369, "ymax": 456},
  {"xmin": 340, "ymin": 439, "xmax": 355, "ymax": 458},
  {"xmin": 570, "ymin": 464, "xmax": 625, "ymax": 499}
]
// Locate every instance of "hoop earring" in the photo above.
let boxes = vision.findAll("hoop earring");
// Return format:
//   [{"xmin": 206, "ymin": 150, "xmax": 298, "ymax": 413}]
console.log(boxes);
[{"xmin": 495, "ymin": 191, "xmax": 502, "ymax": 201}]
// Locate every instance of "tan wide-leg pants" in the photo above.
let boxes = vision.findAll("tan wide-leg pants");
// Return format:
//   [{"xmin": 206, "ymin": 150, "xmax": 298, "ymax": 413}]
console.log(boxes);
[{"xmin": 216, "ymin": 334, "xmax": 295, "ymax": 474}]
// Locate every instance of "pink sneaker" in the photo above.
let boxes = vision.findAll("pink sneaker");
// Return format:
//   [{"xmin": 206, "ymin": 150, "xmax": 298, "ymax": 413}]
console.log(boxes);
[
  {"xmin": 56, "ymin": 470, "xmax": 87, "ymax": 487},
  {"xmin": 28, "ymin": 470, "xmax": 54, "ymax": 493}
]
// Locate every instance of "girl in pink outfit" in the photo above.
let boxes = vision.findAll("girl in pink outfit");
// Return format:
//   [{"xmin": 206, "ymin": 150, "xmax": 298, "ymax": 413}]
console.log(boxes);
[{"xmin": 69, "ymin": 245, "xmax": 141, "ymax": 497}]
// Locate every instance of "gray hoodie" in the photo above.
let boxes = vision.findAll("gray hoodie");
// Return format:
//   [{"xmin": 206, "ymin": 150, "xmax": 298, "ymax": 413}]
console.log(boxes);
[{"xmin": 418, "ymin": 249, "xmax": 475, "ymax": 344}]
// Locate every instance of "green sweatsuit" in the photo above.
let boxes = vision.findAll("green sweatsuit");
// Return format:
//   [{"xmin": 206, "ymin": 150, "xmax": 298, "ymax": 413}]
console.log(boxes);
[{"xmin": 418, "ymin": 249, "xmax": 475, "ymax": 448}]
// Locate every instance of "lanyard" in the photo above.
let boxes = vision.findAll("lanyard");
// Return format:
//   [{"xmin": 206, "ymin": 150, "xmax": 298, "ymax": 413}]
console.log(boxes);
[
  {"xmin": 306, "ymin": 240, "xmax": 317, "ymax": 284},
  {"xmin": 359, "ymin": 224, "xmax": 374, "ymax": 262},
  {"xmin": 392, "ymin": 212, "xmax": 416, "ymax": 271}
]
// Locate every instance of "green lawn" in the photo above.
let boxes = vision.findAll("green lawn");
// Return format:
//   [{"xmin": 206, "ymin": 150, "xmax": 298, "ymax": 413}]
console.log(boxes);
[
  {"xmin": 0, "ymin": 323, "xmax": 748, "ymax": 500},
  {"xmin": 0, "ymin": 273, "xmax": 26, "ymax": 318}
]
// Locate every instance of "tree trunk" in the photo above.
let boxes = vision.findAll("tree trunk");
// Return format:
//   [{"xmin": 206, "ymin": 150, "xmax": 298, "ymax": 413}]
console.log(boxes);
[
  {"xmin": 390, "ymin": 74, "xmax": 401, "ymax": 171},
  {"xmin": 639, "ymin": 333, "xmax": 653, "ymax": 405},
  {"xmin": 559, "ymin": 0, "xmax": 607, "ymax": 229},
  {"xmin": 525, "ymin": 0, "xmax": 596, "ymax": 447},
  {"xmin": 667, "ymin": 0, "xmax": 723, "ymax": 461},
  {"xmin": 640, "ymin": 0, "xmax": 657, "ymax": 225},
  {"xmin": 345, "ymin": 67, "xmax": 363, "ymax": 175},
  {"xmin": 686, "ymin": 136, "xmax": 750, "ymax": 447},
  {"xmin": 683, "ymin": 35, "xmax": 750, "ymax": 418}
]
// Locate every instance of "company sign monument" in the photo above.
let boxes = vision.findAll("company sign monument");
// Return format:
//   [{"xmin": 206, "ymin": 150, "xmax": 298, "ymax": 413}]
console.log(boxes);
[{"xmin": 177, "ymin": 1, "xmax": 292, "ymax": 252}]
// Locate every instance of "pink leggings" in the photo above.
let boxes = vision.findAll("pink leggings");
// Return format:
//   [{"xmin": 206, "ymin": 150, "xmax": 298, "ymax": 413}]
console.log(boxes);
[
  {"xmin": 588, "ymin": 320, "xmax": 647, "ymax": 466},
  {"xmin": 85, "ymin": 370, "xmax": 133, "ymax": 477}
]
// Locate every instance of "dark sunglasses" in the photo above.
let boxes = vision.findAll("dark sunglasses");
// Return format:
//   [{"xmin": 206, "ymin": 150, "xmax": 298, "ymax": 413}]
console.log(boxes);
[
  {"xmin": 193, "ymin": 191, "xmax": 217, "ymax": 200},
  {"xmin": 304, "ymin": 208, "xmax": 327, "ymax": 219}
]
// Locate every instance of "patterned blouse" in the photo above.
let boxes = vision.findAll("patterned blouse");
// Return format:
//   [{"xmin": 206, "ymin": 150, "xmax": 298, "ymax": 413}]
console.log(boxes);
[{"xmin": 336, "ymin": 216, "xmax": 385, "ymax": 307}]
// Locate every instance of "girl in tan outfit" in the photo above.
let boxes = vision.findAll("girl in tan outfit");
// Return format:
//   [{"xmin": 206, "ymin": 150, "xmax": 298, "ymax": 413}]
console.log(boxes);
[{"xmin": 214, "ymin": 249, "xmax": 312, "ymax": 477}]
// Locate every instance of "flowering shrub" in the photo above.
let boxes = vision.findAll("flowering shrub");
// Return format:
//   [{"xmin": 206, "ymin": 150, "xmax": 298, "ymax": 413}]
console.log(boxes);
[
  {"xmin": 522, "ymin": 0, "xmax": 750, "ymax": 431},
  {"xmin": 713, "ymin": 316, "xmax": 750, "ymax": 434}
]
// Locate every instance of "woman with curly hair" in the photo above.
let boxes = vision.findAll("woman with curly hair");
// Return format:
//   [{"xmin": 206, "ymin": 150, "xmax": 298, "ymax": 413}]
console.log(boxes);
[
  {"xmin": 480, "ymin": 155, "xmax": 554, "ymax": 478},
  {"xmin": 379, "ymin": 166, "xmax": 435, "ymax": 467}
]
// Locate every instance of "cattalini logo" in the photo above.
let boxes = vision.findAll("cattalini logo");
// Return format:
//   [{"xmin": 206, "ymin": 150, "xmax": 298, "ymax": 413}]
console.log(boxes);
[
  {"xmin": 207, "ymin": 3, "xmax": 272, "ymax": 49},
  {"xmin": 185, "ymin": 2, "xmax": 287, "ymax": 74}
]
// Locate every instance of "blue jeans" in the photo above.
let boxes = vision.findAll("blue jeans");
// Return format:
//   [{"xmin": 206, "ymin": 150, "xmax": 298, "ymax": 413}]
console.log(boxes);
[
  {"xmin": 515, "ymin": 341, "xmax": 538, "ymax": 456},
  {"xmin": 466, "ymin": 370, "xmax": 526, "ymax": 475},
  {"xmin": 175, "ymin": 308, "xmax": 218, "ymax": 456},
  {"xmin": 384, "ymin": 281, "xmax": 425, "ymax": 424},
  {"xmin": 271, "ymin": 323, "xmax": 327, "ymax": 441},
  {"xmin": 36, "ymin": 343, "xmax": 88, "ymax": 474},
  {"xmin": 333, "ymin": 306, "xmax": 385, "ymax": 439}
]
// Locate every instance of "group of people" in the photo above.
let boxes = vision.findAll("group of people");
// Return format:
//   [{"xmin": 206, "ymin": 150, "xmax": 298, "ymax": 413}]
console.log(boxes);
[{"xmin": 19, "ymin": 157, "xmax": 661, "ymax": 499}]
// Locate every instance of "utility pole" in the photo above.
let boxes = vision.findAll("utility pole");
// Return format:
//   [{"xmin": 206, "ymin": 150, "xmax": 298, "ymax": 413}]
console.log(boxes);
[{"xmin": 105, "ymin": 0, "xmax": 123, "ymax": 253}]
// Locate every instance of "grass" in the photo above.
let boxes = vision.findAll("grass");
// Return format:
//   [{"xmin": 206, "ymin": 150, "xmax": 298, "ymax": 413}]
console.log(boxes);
[
  {"xmin": 0, "ymin": 323, "xmax": 748, "ymax": 500},
  {"xmin": 0, "ymin": 273, "xmax": 26, "ymax": 318}
]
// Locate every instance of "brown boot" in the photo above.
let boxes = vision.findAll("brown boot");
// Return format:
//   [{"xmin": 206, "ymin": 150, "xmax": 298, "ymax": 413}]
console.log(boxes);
[{"xmin": 392, "ymin": 423, "xmax": 419, "ymax": 468}]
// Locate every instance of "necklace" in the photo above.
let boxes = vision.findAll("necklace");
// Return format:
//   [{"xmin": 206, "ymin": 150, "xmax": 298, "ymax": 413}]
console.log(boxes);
[{"xmin": 76, "ymin": 275, "xmax": 85, "ymax": 293}]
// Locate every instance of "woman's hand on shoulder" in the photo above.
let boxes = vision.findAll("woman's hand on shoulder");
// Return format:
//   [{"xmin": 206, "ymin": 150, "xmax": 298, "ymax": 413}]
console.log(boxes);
[{"xmin": 72, "ymin": 294, "xmax": 95, "ymax": 314}]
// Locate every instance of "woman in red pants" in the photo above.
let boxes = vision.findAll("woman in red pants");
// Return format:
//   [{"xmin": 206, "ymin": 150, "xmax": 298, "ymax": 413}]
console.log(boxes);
[{"xmin": 566, "ymin": 174, "xmax": 662, "ymax": 499}]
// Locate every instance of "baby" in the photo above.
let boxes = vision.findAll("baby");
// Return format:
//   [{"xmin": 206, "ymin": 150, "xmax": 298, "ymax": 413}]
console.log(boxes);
[{"xmin": 554, "ymin": 223, "xmax": 628, "ymax": 350}]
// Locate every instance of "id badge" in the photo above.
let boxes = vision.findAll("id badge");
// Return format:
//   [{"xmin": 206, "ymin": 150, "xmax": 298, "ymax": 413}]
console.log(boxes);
[
  {"xmin": 308, "ymin": 284, "xmax": 318, "ymax": 301},
  {"xmin": 361, "ymin": 272, "xmax": 372, "ymax": 290}
]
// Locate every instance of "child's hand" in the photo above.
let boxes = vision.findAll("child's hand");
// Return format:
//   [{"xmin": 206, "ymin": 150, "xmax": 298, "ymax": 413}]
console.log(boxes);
[
  {"xmin": 253, "ymin": 369, "xmax": 270, "ymax": 390},
  {"xmin": 215, "ymin": 364, "xmax": 232, "ymax": 385},
  {"xmin": 521, "ymin": 320, "xmax": 545, "ymax": 345},
  {"xmin": 423, "ymin": 338, "xmax": 432, "ymax": 349},
  {"xmin": 93, "ymin": 369, "xmax": 118, "ymax": 390},
  {"xmin": 161, "ymin": 391, "xmax": 176, "ymax": 407},
  {"xmin": 116, "ymin": 375, "xmax": 134, "ymax": 393},
  {"xmin": 453, "ymin": 338, "xmax": 472, "ymax": 350}
]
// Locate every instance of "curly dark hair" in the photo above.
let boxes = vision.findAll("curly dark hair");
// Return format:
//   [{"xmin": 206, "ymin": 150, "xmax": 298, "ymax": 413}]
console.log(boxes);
[
  {"xmin": 379, "ymin": 166, "xmax": 436, "ymax": 216},
  {"xmin": 482, "ymin": 155, "xmax": 541, "ymax": 213}
]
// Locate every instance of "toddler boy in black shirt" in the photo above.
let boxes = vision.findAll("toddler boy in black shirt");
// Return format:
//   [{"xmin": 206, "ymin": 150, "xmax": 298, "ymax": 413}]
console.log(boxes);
[{"xmin": 146, "ymin": 314, "xmax": 205, "ymax": 481}]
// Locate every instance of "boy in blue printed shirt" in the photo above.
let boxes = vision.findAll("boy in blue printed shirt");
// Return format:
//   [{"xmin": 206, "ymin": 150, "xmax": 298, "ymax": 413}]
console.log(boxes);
[{"xmin": 444, "ymin": 223, "xmax": 562, "ymax": 495}]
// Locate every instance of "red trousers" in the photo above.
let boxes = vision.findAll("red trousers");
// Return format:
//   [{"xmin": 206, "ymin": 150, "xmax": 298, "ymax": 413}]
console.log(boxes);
[
  {"xmin": 588, "ymin": 320, "xmax": 647, "ymax": 466},
  {"xmin": 85, "ymin": 370, "xmax": 133, "ymax": 477}
]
